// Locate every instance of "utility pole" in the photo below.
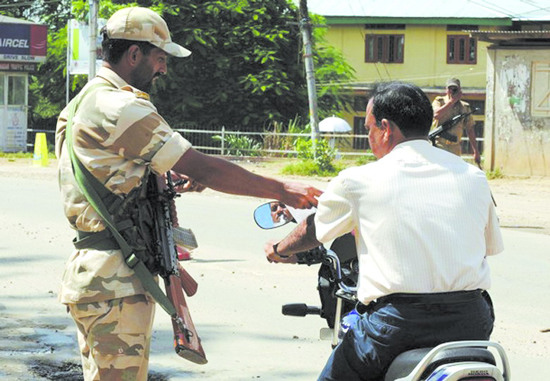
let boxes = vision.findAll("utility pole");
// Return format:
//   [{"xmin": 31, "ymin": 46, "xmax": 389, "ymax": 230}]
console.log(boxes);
[
  {"xmin": 88, "ymin": 0, "xmax": 98, "ymax": 80},
  {"xmin": 299, "ymin": 0, "xmax": 320, "ymax": 148}
]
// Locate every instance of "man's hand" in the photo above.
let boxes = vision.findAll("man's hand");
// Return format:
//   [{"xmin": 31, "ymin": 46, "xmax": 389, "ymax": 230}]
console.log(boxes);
[
  {"xmin": 280, "ymin": 182, "xmax": 322, "ymax": 209},
  {"xmin": 167, "ymin": 172, "xmax": 206, "ymax": 193},
  {"xmin": 264, "ymin": 240, "xmax": 297, "ymax": 264},
  {"xmin": 474, "ymin": 150, "xmax": 481, "ymax": 165},
  {"xmin": 449, "ymin": 88, "xmax": 462, "ymax": 104}
]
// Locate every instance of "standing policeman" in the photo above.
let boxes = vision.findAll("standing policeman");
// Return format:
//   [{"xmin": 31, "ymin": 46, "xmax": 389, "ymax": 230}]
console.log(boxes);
[
  {"xmin": 431, "ymin": 78, "xmax": 481, "ymax": 164},
  {"xmin": 55, "ymin": 7, "xmax": 320, "ymax": 380}
]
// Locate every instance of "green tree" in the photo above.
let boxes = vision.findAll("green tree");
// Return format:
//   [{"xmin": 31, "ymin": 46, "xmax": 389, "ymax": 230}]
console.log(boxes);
[
  {"xmin": 313, "ymin": 15, "xmax": 356, "ymax": 120},
  {"xmin": 150, "ymin": 0, "xmax": 308, "ymax": 131},
  {"xmin": 152, "ymin": 0, "xmax": 355, "ymax": 131},
  {"xmin": 3, "ymin": 0, "xmax": 355, "ymax": 134}
]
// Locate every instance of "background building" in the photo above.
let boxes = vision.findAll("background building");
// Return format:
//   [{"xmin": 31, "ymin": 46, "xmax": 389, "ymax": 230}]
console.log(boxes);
[{"xmin": 306, "ymin": 0, "xmax": 550, "ymax": 174}]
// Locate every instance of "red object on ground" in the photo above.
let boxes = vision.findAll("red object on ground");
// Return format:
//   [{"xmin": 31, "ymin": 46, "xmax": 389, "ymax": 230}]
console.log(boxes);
[{"xmin": 177, "ymin": 246, "xmax": 192, "ymax": 261}]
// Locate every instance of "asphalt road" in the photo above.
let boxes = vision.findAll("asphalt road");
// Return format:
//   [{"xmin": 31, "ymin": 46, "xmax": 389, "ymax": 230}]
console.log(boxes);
[{"xmin": 0, "ymin": 168, "xmax": 549, "ymax": 380}]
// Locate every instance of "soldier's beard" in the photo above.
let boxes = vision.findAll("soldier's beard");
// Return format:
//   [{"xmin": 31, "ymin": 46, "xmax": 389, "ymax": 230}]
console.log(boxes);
[
  {"xmin": 131, "ymin": 62, "xmax": 159, "ymax": 93},
  {"xmin": 132, "ymin": 75, "xmax": 154, "ymax": 93}
]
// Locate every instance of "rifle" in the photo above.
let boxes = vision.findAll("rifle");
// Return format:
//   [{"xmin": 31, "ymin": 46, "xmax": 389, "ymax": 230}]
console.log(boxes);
[
  {"xmin": 429, "ymin": 107, "xmax": 479, "ymax": 145},
  {"xmin": 150, "ymin": 173, "xmax": 207, "ymax": 365}
]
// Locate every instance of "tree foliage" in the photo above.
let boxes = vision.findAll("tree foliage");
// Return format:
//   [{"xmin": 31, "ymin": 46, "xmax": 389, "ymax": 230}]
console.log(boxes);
[{"xmin": 1, "ymin": 0, "xmax": 355, "ymax": 133}]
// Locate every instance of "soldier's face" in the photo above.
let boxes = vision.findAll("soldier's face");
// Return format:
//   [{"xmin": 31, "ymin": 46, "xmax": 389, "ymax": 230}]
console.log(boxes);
[{"xmin": 132, "ymin": 48, "xmax": 168, "ymax": 92}]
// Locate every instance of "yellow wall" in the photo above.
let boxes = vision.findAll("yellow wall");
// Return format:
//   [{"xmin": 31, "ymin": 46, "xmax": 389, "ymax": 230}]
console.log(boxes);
[{"xmin": 324, "ymin": 24, "xmax": 491, "ymax": 89}]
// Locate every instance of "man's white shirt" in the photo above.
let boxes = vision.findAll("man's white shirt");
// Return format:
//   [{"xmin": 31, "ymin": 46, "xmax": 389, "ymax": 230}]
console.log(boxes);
[{"xmin": 314, "ymin": 140, "xmax": 503, "ymax": 305}]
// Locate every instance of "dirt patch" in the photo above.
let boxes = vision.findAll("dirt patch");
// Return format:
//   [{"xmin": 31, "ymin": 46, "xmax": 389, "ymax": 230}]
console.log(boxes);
[
  {"xmin": 29, "ymin": 360, "xmax": 83, "ymax": 381},
  {"xmin": 27, "ymin": 359, "xmax": 169, "ymax": 381},
  {"xmin": 0, "ymin": 313, "xmax": 171, "ymax": 381}
]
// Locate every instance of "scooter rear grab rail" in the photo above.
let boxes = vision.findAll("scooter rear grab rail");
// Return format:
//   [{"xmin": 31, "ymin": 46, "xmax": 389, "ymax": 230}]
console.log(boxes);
[{"xmin": 394, "ymin": 340, "xmax": 510, "ymax": 381}]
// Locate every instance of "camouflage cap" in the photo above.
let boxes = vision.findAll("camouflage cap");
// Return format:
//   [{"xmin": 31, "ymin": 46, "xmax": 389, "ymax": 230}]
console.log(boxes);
[{"xmin": 105, "ymin": 7, "xmax": 191, "ymax": 58}]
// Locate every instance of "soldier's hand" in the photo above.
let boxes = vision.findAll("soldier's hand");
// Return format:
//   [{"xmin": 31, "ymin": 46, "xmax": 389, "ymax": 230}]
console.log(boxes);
[
  {"xmin": 280, "ymin": 182, "xmax": 322, "ymax": 209},
  {"xmin": 168, "ymin": 172, "xmax": 206, "ymax": 193}
]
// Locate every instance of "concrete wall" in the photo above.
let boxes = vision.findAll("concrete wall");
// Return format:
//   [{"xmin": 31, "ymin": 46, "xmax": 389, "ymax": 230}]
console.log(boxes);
[{"xmin": 485, "ymin": 48, "xmax": 550, "ymax": 177}]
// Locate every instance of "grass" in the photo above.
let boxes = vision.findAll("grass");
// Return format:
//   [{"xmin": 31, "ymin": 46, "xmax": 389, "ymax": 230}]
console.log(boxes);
[
  {"xmin": 281, "ymin": 155, "xmax": 376, "ymax": 177},
  {"xmin": 0, "ymin": 152, "xmax": 34, "ymax": 159},
  {"xmin": 485, "ymin": 167, "xmax": 505, "ymax": 180},
  {"xmin": 281, "ymin": 159, "xmax": 343, "ymax": 177},
  {"xmin": 0, "ymin": 151, "xmax": 56, "ymax": 160}
]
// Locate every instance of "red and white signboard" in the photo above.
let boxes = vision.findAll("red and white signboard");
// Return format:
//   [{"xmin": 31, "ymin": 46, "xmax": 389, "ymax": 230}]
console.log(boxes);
[{"xmin": 0, "ymin": 22, "xmax": 48, "ymax": 64}]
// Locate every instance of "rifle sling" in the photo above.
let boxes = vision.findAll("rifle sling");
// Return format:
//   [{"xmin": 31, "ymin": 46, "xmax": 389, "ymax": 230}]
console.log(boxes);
[{"xmin": 65, "ymin": 82, "xmax": 178, "ymax": 318}]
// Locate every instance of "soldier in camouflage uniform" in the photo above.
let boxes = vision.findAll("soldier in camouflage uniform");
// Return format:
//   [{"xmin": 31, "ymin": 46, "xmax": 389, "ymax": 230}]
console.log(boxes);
[
  {"xmin": 431, "ymin": 78, "xmax": 481, "ymax": 165},
  {"xmin": 55, "ymin": 7, "xmax": 321, "ymax": 380}
]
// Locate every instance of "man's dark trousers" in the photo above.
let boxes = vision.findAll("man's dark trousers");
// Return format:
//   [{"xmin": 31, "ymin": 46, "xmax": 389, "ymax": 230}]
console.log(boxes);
[{"xmin": 318, "ymin": 290, "xmax": 494, "ymax": 381}]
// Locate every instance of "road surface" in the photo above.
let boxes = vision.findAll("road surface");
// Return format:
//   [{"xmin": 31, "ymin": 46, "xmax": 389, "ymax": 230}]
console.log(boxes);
[{"xmin": 0, "ymin": 162, "xmax": 548, "ymax": 380}]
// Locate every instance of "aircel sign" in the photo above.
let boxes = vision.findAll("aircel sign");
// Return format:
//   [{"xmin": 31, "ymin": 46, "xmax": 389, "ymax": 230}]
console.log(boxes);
[{"xmin": 0, "ymin": 23, "xmax": 47, "ymax": 63}]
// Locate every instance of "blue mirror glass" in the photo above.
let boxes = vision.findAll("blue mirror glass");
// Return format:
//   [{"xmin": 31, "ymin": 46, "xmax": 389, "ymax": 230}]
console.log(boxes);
[{"xmin": 253, "ymin": 202, "xmax": 293, "ymax": 229}]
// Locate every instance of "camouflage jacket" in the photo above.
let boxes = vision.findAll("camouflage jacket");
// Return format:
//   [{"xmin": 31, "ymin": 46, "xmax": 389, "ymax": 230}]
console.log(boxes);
[{"xmin": 55, "ymin": 67, "xmax": 191, "ymax": 304}]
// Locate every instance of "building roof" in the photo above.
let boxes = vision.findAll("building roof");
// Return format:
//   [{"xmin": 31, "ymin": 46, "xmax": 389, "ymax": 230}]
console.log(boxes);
[
  {"xmin": 301, "ymin": 0, "xmax": 550, "ymax": 24},
  {"xmin": 0, "ymin": 15, "xmax": 35, "ymax": 24},
  {"xmin": 469, "ymin": 30, "xmax": 550, "ymax": 45}
]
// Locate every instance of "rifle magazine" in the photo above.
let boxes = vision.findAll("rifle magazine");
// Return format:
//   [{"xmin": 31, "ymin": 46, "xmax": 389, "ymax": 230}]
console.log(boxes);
[{"xmin": 173, "ymin": 227, "xmax": 198, "ymax": 250}]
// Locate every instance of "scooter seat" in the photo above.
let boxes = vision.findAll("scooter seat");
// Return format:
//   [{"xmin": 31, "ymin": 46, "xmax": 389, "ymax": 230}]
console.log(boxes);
[{"xmin": 384, "ymin": 346, "xmax": 496, "ymax": 380}]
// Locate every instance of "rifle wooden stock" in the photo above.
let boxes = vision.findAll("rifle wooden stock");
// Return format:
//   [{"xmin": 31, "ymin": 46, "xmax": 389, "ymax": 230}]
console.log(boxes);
[
  {"xmin": 178, "ymin": 262, "xmax": 198, "ymax": 297},
  {"xmin": 165, "ymin": 274, "xmax": 207, "ymax": 364}
]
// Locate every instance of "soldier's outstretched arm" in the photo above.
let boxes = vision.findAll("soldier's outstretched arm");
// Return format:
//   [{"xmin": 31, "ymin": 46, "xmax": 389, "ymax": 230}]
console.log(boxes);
[{"xmin": 171, "ymin": 148, "xmax": 322, "ymax": 209}]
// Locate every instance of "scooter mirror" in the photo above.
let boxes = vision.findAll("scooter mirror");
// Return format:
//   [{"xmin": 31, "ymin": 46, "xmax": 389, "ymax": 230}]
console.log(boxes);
[{"xmin": 253, "ymin": 201, "xmax": 294, "ymax": 229}]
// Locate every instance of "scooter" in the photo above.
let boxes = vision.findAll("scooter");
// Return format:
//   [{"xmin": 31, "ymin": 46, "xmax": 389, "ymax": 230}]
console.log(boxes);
[{"xmin": 254, "ymin": 202, "xmax": 511, "ymax": 381}]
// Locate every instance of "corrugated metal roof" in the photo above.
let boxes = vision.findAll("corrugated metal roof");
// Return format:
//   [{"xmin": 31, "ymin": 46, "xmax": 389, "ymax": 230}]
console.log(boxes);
[{"xmin": 300, "ymin": 0, "xmax": 550, "ymax": 21}]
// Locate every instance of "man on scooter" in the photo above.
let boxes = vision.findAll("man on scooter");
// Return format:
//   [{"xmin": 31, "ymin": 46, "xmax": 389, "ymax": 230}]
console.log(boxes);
[{"xmin": 264, "ymin": 81, "xmax": 503, "ymax": 381}]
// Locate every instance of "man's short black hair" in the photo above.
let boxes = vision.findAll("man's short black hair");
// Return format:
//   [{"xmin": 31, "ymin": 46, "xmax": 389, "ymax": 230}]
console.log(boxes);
[
  {"xmin": 370, "ymin": 82, "xmax": 433, "ymax": 137},
  {"xmin": 101, "ymin": 30, "xmax": 155, "ymax": 64}
]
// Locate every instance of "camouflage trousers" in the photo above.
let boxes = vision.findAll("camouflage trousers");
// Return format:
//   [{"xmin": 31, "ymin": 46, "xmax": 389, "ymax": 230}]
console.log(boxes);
[{"xmin": 68, "ymin": 294, "xmax": 155, "ymax": 381}]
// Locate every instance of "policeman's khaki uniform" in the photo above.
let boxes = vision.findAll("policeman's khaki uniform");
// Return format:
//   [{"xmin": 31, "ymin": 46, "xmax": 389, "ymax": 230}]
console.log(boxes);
[
  {"xmin": 55, "ymin": 67, "xmax": 191, "ymax": 380},
  {"xmin": 431, "ymin": 96, "xmax": 475, "ymax": 156}
]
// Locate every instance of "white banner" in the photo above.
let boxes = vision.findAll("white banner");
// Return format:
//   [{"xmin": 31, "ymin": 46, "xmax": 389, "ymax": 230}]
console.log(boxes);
[
  {"xmin": 68, "ymin": 19, "xmax": 105, "ymax": 75},
  {"xmin": 0, "ymin": 105, "xmax": 27, "ymax": 152}
]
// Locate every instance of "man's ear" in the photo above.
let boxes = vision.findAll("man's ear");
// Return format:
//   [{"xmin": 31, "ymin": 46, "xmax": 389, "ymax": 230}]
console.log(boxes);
[
  {"xmin": 126, "ymin": 45, "xmax": 141, "ymax": 66},
  {"xmin": 380, "ymin": 119, "xmax": 393, "ymax": 139}
]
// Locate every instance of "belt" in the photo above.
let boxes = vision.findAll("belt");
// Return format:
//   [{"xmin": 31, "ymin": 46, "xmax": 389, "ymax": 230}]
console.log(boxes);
[
  {"xmin": 376, "ymin": 289, "xmax": 483, "ymax": 305},
  {"xmin": 73, "ymin": 229, "xmax": 120, "ymax": 251}
]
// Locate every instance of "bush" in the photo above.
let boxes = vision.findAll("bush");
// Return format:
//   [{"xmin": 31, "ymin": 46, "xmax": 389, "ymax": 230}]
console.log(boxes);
[
  {"xmin": 296, "ymin": 138, "xmax": 336, "ymax": 172},
  {"xmin": 281, "ymin": 137, "xmax": 343, "ymax": 176},
  {"xmin": 263, "ymin": 117, "xmax": 309, "ymax": 156},
  {"xmin": 281, "ymin": 159, "xmax": 344, "ymax": 177},
  {"xmin": 212, "ymin": 134, "xmax": 262, "ymax": 157}
]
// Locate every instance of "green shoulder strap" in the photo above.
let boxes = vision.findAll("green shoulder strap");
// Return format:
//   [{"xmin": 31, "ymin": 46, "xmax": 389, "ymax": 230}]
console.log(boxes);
[{"xmin": 65, "ymin": 82, "xmax": 177, "ymax": 318}]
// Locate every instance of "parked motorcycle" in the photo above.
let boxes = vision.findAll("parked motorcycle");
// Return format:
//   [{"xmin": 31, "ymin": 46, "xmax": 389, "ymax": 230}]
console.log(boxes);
[{"xmin": 254, "ymin": 202, "xmax": 511, "ymax": 381}]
